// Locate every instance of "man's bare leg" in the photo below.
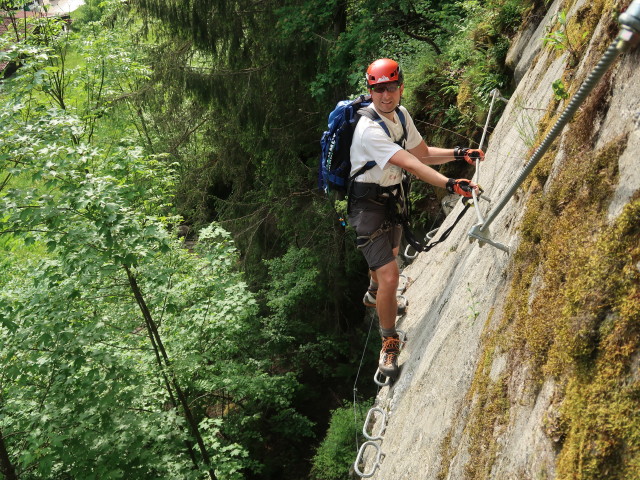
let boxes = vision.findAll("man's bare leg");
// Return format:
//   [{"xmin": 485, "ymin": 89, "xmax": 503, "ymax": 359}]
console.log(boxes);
[
  {"xmin": 371, "ymin": 248, "xmax": 402, "ymax": 379},
  {"xmin": 370, "ymin": 246, "xmax": 400, "ymax": 330}
]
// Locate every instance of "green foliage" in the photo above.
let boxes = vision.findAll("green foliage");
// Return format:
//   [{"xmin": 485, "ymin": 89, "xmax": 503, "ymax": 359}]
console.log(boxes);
[
  {"xmin": 0, "ymin": 93, "xmax": 233, "ymax": 475},
  {"xmin": 400, "ymin": 0, "xmax": 523, "ymax": 150},
  {"xmin": 492, "ymin": 0, "xmax": 528, "ymax": 34},
  {"xmin": 264, "ymin": 246, "xmax": 321, "ymax": 335},
  {"xmin": 310, "ymin": 400, "xmax": 372, "ymax": 480},
  {"xmin": 277, "ymin": 0, "xmax": 465, "ymax": 100},
  {"xmin": 70, "ymin": 0, "xmax": 111, "ymax": 27},
  {"xmin": 543, "ymin": 10, "xmax": 569, "ymax": 48},
  {"xmin": 552, "ymin": 78, "xmax": 569, "ymax": 100},
  {"xmin": 0, "ymin": 8, "xmax": 313, "ymax": 477},
  {"xmin": 542, "ymin": 9, "xmax": 589, "ymax": 66},
  {"xmin": 262, "ymin": 246, "xmax": 352, "ymax": 379},
  {"xmin": 1, "ymin": 260, "xmax": 197, "ymax": 477}
]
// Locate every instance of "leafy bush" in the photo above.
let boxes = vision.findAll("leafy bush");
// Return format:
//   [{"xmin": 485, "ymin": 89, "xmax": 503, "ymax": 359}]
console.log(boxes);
[{"xmin": 310, "ymin": 400, "xmax": 373, "ymax": 480}]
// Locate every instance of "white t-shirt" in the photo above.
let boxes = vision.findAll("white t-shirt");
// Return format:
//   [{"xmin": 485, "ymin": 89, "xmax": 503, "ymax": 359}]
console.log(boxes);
[{"xmin": 350, "ymin": 105, "xmax": 423, "ymax": 187}]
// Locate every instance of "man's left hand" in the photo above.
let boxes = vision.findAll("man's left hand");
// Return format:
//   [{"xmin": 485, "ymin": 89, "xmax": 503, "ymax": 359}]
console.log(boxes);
[
  {"xmin": 454, "ymin": 147, "xmax": 485, "ymax": 166},
  {"xmin": 464, "ymin": 149, "xmax": 485, "ymax": 166}
]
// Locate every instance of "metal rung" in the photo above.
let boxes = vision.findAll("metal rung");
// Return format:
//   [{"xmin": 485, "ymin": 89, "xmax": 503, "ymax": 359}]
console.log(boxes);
[
  {"xmin": 362, "ymin": 407, "xmax": 387, "ymax": 441},
  {"xmin": 403, "ymin": 243, "xmax": 419, "ymax": 260},
  {"xmin": 397, "ymin": 295, "xmax": 408, "ymax": 314},
  {"xmin": 373, "ymin": 368, "xmax": 391, "ymax": 387},
  {"xmin": 354, "ymin": 441, "xmax": 382, "ymax": 478},
  {"xmin": 397, "ymin": 273, "xmax": 408, "ymax": 292},
  {"xmin": 425, "ymin": 227, "xmax": 439, "ymax": 241},
  {"xmin": 403, "ymin": 226, "xmax": 440, "ymax": 260}
]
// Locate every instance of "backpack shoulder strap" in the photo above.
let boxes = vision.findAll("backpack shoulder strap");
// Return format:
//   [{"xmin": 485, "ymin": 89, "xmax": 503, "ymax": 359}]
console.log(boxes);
[
  {"xmin": 395, "ymin": 107, "xmax": 408, "ymax": 144},
  {"xmin": 359, "ymin": 107, "xmax": 407, "ymax": 147},
  {"xmin": 358, "ymin": 107, "xmax": 392, "ymax": 137}
]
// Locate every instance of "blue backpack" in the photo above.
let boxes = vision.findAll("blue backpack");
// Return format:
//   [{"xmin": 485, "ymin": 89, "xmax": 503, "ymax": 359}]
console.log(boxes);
[{"xmin": 319, "ymin": 94, "xmax": 406, "ymax": 196}]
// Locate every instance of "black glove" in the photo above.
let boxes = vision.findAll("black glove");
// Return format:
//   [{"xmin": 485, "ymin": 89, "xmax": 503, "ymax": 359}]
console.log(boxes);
[
  {"xmin": 454, "ymin": 146, "xmax": 485, "ymax": 166},
  {"xmin": 446, "ymin": 178, "xmax": 474, "ymax": 198}
]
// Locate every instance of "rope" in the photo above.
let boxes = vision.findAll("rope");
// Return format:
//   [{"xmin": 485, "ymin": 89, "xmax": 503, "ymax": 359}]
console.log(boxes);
[
  {"xmin": 353, "ymin": 310, "xmax": 380, "ymax": 453},
  {"xmin": 471, "ymin": 88, "xmax": 508, "ymax": 224}
]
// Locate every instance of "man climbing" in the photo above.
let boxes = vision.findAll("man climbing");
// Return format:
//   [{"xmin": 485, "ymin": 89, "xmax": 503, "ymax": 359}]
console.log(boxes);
[{"xmin": 348, "ymin": 58, "xmax": 485, "ymax": 380}]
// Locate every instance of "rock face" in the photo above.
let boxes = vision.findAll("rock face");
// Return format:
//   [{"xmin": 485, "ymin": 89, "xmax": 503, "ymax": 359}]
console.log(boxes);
[{"xmin": 358, "ymin": 2, "xmax": 640, "ymax": 478}]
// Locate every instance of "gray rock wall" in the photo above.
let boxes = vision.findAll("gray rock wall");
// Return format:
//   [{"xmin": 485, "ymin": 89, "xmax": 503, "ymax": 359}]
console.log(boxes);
[{"xmin": 358, "ymin": 2, "xmax": 640, "ymax": 478}]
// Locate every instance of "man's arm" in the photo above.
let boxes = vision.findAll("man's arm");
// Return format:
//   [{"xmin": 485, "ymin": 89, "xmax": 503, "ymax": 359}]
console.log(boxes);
[
  {"xmin": 388, "ymin": 149, "xmax": 450, "ymax": 188},
  {"xmin": 388, "ymin": 149, "xmax": 479, "ymax": 194},
  {"xmin": 407, "ymin": 140, "xmax": 455, "ymax": 166}
]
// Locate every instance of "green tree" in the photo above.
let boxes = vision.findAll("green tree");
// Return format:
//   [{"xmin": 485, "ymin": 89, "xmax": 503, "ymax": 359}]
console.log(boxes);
[{"xmin": 0, "ymin": 13, "xmax": 312, "ymax": 477}]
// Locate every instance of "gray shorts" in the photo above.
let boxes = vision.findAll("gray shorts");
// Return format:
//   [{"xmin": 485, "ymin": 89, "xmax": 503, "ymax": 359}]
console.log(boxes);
[{"xmin": 348, "ymin": 200, "xmax": 402, "ymax": 271}]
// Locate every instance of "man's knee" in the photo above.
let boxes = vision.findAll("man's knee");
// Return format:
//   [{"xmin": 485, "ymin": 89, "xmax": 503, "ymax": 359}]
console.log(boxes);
[{"xmin": 376, "ymin": 260, "xmax": 399, "ymax": 290}]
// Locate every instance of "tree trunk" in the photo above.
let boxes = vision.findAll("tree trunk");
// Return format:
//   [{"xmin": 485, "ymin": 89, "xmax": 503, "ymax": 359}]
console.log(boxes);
[
  {"xmin": 124, "ymin": 266, "xmax": 217, "ymax": 480},
  {"xmin": 332, "ymin": 0, "xmax": 349, "ymax": 99},
  {"xmin": 0, "ymin": 429, "xmax": 18, "ymax": 480}
]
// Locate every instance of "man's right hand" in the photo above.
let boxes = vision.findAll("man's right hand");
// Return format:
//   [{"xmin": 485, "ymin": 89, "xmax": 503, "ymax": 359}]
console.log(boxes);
[{"xmin": 446, "ymin": 178, "xmax": 477, "ymax": 198}]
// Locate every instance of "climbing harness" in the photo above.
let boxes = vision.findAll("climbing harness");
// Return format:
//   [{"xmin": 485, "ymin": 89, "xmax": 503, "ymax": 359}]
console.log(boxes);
[
  {"xmin": 468, "ymin": 1, "xmax": 640, "ymax": 253},
  {"xmin": 353, "ymin": 175, "xmax": 426, "ymax": 255},
  {"xmin": 356, "ymin": 223, "xmax": 394, "ymax": 249},
  {"xmin": 403, "ymin": 88, "xmax": 505, "ymax": 261}
]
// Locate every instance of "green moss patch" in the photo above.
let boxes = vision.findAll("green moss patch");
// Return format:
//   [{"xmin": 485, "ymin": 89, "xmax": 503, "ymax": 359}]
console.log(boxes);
[
  {"xmin": 466, "ymin": 131, "xmax": 638, "ymax": 479},
  {"xmin": 436, "ymin": 8, "xmax": 638, "ymax": 476},
  {"xmin": 553, "ymin": 197, "xmax": 640, "ymax": 479}
]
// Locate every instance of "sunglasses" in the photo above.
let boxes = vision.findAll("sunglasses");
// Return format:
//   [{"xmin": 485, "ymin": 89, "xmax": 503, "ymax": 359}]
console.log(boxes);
[{"xmin": 371, "ymin": 83, "xmax": 400, "ymax": 93}]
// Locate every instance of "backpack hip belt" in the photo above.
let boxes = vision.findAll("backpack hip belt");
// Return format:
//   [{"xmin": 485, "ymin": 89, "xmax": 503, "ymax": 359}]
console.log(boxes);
[{"xmin": 350, "ymin": 182, "xmax": 400, "ymax": 203}]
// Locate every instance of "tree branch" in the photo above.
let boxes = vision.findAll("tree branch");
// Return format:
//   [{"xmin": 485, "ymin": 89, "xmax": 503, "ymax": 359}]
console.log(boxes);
[{"xmin": 401, "ymin": 26, "xmax": 442, "ymax": 55}]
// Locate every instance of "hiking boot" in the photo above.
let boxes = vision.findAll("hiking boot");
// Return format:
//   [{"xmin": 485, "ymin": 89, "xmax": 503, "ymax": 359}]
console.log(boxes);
[
  {"xmin": 363, "ymin": 288, "xmax": 377, "ymax": 307},
  {"xmin": 378, "ymin": 335, "xmax": 402, "ymax": 380},
  {"xmin": 363, "ymin": 289, "xmax": 408, "ymax": 315}
]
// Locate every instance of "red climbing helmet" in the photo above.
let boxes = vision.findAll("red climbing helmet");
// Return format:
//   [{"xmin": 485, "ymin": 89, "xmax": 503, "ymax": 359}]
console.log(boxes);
[{"xmin": 366, "ymin": 58, "xmax": 403, "ymax": 86}]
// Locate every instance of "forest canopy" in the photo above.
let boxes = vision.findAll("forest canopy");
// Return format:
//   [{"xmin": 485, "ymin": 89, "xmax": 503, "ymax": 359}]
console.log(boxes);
[{"xmin": 0, "ymin": 0, "xmax": 527, "ymax": 477}]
